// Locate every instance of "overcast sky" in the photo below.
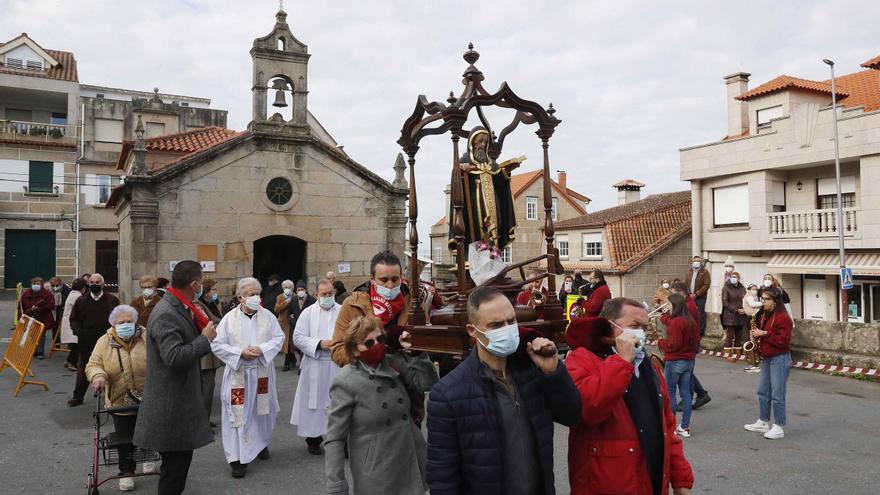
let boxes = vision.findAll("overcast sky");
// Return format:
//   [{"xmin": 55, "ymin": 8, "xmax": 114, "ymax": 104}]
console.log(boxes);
[{"xmin": 6, "ymin": 0, "xmax": 880, "ymax": 250}]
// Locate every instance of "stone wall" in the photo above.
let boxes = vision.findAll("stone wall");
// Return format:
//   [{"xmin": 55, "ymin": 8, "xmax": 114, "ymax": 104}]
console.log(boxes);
[
  {"xmin": 700, "ymin": 313, "xmax": 880, "ymax": 369},
  {"xmin": 622, "ymin": 234, "xmax": 693, "ymax": 304}
]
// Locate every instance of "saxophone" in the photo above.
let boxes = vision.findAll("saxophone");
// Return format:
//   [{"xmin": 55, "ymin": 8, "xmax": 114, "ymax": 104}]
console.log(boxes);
[{"xmin": 743, "ymin": 313, "xmax": 762, "ymax": 367}]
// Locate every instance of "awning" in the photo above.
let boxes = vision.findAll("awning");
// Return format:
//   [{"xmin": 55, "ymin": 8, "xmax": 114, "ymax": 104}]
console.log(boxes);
[{"xmin": 767, "ymin": 252, "xmax": 880, "ymax": 276}]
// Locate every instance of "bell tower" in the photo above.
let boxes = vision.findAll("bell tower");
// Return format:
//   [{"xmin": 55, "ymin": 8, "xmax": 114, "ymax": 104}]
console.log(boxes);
[{"xmin": 249, "ymin": 7, "xmax": 310, "ymax": 130}]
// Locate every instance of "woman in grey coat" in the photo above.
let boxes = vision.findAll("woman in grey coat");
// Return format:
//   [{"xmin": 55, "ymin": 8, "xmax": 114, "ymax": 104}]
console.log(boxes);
[{"xmin": 325, "ymin": 316, "xmax": 438, "ymax": 495}]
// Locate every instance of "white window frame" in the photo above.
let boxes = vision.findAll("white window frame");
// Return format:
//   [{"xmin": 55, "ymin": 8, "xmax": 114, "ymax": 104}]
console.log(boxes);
[
  {"xmin": 84, "ymin": 174, "xmax": 116, "ymax": 205},
  {"xmin": 501, "ymin": 245, "xmax": 512, "ymax": 263},
  {"xmin": 581, "ymin": 232, "xmax": 602, "ymax": 260},
  {"xmin": 526, "ymin": 196, "xmax": 538, "ymax": 220},
  {"xmin": 712, "ymin": 183, "xmax": 750, "ymax": 227},
  {"xmin": 556, "ymin": 234, "xmax": 569, "ymax": 259}
]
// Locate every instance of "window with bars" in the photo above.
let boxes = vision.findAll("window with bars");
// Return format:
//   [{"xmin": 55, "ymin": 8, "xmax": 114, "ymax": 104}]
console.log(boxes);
[
  {"xmin": 526, "ymin": 197, "xmax": 538, "ymax": 220},
  {"xmin": 557, "ymin": 234, "xmax": 569, "ymax": 259},
  {"xmin": 5, "ymin": 57, "xmax": 23, "ymax": 68}
]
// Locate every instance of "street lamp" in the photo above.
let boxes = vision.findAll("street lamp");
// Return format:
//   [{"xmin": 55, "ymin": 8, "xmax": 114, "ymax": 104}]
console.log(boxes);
[{"xmin": 823, "ymin": 58, "xmax": 847, "ymax": 322}]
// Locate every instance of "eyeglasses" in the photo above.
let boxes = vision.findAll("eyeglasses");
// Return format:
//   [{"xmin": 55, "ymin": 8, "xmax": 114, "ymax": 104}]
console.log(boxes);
[
  {"xmin": 363, "ymin": 334, "xmax": 387, "ymax": 349},
  {"xmin": 761, "ymin": 297, "xmax": 773, "ymax": 301}
]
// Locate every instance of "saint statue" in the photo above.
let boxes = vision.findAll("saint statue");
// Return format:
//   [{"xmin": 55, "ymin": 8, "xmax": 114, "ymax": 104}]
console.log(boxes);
[{"xmin": 448, "ymin": 126, "xmax": 525, "ymax": 256}]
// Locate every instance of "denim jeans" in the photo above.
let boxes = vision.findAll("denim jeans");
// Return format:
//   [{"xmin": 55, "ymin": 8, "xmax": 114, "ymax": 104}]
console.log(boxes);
[
  {"xmin": 665, "ymin": 359, "xmax": 694, "ymax": 428},
  {"xmin": 757, "ymin": 352, "xmax": 791, "ymax": 426},
  {"xmin": 694, "ymin": 296, "xmax": 707, "ymax": 336}
]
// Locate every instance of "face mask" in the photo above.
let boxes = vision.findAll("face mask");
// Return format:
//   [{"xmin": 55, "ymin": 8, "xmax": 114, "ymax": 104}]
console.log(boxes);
[
  {"xmin": 52, "ymin": 285, "xmax": 61, "ymax": 292},
  {"xmin": 211, "ymin": 293, "xmax": 219, "ymax": 302},
  {"xmin": 283, "ymin": 288, "xmax": 293, "ymax": 297},
  {"xmin": 763, "ymin": 279, "xmax": 773, "ymax": 287},
  {"xmin": 692, "ymin": 261, "xmax": 701, "ymax": 269},
  {"xmin": 662, "ymin": 283, "xmax": 670, "ymax": 289},
  {"xmin": 244, "ymin": 295, "xmax": 261, "ymax": 311},
  {"xmin": 729, "ymin": 277, "xmax": 738, "ymax": 285},
  {"xmin": 115, "ymin": 322, "xmax": 136, "ymax": 340},
  {"xmin": 319, "ymin": 296, "xmax": 335, "ymax": 310},
  {"xmin": 564, "ymin": 282, "xmax": 572, "ymax": 290},
  {"xmin": 143, "ymin": 288, "xmax": 155, "ymax": 298},
  {"xmin": 89, "ymin": 284, "xmax": 102, "ymax": 294},
  {"xmin": 297, "ymin": 290, "xmax": 307, "ymax": 299},
  {"xmin": 374, "ymin": 281, "xmax": 401, "ymax": 300},
  {"xmin": 750, "ymin": 290, "xmax": 758, "ymax": 296},
  {"xmin": 725, "ymin": 266, "xmax": 733, "ymax": 273},
  {"xmin": 31, "ymin": 284, "xmax": 42, "ymax": 292},
  {"xmin": 358, "ymin": 339, "xmax": 386, "ymax": 366},
  {"xmin": 474, "ymin": 323, "xmax": 520, "ymax": 357},
  {"xmin": 611, "ymin": 322, "xmax": 646, "ymax": 358}
]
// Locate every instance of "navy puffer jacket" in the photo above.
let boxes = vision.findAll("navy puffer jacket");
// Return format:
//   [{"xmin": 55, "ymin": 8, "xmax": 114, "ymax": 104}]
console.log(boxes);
[{"xmin": 426, "ymin": 349, "xmax": 581, "ymax": 495}]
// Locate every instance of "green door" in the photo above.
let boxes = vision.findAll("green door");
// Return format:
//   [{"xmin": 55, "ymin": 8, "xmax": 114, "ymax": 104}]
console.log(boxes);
[{"xmin": 4, "ymin": 230, "xmax": 56, "ymax": 288}]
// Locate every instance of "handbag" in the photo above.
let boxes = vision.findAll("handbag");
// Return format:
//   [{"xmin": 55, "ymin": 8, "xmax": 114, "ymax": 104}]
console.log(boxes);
[{"xmin": 116, "ymin": 347, "xmax": 143, "ymax": 405}]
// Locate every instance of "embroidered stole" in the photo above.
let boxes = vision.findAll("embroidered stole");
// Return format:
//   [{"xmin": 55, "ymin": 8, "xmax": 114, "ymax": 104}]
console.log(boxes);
[{"xmin": 227, "ymin": 309, "xmax": 271, "ymax": 427}]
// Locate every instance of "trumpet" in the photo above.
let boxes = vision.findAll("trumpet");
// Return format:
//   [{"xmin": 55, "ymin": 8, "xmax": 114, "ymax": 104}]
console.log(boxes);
[
  {"xmin": 743, "ymin": 313, "xmax": 762, "ymax": 367},
  {"xmin": 530, "ymin": 290, "xmax": 545, "ymax": 308},
  {"xmin": 647, "ymin": 302, "xmax": 670, "ymax": 318}
]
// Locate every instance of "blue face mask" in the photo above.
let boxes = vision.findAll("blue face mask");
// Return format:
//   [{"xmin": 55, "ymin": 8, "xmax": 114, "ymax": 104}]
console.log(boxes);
[
  {"xmin": 474, "ymin": 322, "xmax": 520, "ymax": 357},
  {"xmin": 319, "ymin": 296, "xmax": 335, "ymax": 310},
  {"xmin": 211, "ymin": 293, "xmax": 219, "ymax": 302},
  {"xmin": 116, "ymin": 322, "xmax": 136, "ymax": 340},
  {"xmin": 373, "ymin": 281, "xmax": 401, "ymax": 300}
]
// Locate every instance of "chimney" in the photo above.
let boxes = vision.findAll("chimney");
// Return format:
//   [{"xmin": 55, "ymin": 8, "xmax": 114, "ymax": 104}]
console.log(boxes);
[
  {"xmin": 613, "ymin": 179, "xmax": 645, "ymax": 205},
  {"xmin": 557, "ymin": 170, "xmax": 567, "ymax": 191},
  {"xmin": 724, "ymin": 72, "xmax": 750, "ymax": 138}
]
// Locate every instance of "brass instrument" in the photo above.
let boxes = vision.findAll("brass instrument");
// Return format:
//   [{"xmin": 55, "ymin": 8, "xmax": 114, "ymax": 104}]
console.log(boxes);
[
  {"xmin": 530, "ymin": 290, "xmax": 545, "ymax": 308},
  {"xmin": 646, "ymin": 303, "xmax": 669, "ymax": 342},
  {"xmin": 743, "ymin": 313, "xmax": 762, "ymax": 366}
]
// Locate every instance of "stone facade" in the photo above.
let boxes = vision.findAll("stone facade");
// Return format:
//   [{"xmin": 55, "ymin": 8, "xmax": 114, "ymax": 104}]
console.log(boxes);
[{"xmin": 618, "ymin": 234, "xmax": 693, "ymax": 304}]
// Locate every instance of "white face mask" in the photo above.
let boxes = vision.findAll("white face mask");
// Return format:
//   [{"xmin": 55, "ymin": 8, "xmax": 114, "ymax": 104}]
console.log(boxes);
[
  {"xmin": 283, "ymin": 288, "xmax": 293, "ymax": 297},
  {"xmin": 319, "ymin": 296, "xmax": 335, "ymax": 310},
  {"xmin": 610, "ymin": 321, "xmax": 646, "ymax": 358},
  {"xmin": 31, "ymin": 284, "xmax": 42, "ymax": 292},
  {"xmin": 729, "ymin": 277, "xmax": 738, "ymax": 285},
  {"xmin": 725, "ymin": 266, "xmax": 733, "ymax": 273},
  {"xmin": 763, "ymin": 279, "xmax": 773, "ymax": 287},
  {"xmin": 244, "ymin": 295, "xmax": 261, "ymax": 311},
  {"xmin": 564, "ymin": 281, "xmax": 572, "ymax": 290},
  {"xmin": 692, "ymin": 261, "xmax": 701, "ymax": 269},
  {"xmin": 297, "ymin": 290, "xmax": 307, "ymax": 299},
  {"xmin": 473, "ymin": 323, "xmax": 520, "ymax": 357},
  {"xmin": 143, "ymin": 288, "xmax": 155, "ymax": 298},
  {"xmin": 662, "ymin": 283, "xmax": 670, "ymax": 289}
]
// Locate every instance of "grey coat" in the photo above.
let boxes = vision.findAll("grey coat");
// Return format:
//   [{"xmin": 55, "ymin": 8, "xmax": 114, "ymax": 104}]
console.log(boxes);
[
  {"xmin": 134, "ymin": 292, "xmax": 214, "ymax": 452},
  {"xmin": 325, "ymin": 352, "xmax": 439, "ymax": 495}
]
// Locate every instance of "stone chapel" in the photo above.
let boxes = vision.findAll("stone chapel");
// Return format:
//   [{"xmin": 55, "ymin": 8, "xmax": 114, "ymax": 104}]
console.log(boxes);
[{"xmin": 109, "ymin": 8, "xmax": 408, "ymax": 301}]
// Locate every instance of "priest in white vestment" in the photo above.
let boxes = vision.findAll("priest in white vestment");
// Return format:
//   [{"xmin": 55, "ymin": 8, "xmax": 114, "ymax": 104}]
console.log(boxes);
[
  {"xmin": 211, "ymin": 277, "xmax": 285, "ymax": 478},
  {"xmin": 290, "ymin": 278, "xmax": 342, "ymax": 455}
]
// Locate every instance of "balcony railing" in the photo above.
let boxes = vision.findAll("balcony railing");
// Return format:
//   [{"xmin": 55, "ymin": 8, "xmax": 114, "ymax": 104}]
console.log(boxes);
[
  {"xmin": 0, "ymin": 120, "xmax": 79, "ymax": 143},
  {"xmin": 768, "ymin": 207, "xmax": 859, "ymax": 239}
]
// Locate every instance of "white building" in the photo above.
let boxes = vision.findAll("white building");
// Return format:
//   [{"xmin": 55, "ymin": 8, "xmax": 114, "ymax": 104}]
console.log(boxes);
[{"xmin": 680, "ymin": 56, "xmax": 880, "ymax": 323}]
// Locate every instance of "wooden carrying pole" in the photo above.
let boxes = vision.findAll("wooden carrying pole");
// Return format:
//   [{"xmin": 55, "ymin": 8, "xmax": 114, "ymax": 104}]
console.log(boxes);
[{"xmin": 0, "ymin": 315, "xmax": 49, "ymax": 396}]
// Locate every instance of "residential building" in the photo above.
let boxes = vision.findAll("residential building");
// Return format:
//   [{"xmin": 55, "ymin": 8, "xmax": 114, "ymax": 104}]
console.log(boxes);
[
  {"xmin": 429, "ymin": 169, "xmax": 590, "ymax": 286},
  {"xmin": 0, "ymin": 32, "xmax": 227, "ymax": 288},
  {"xmin": 680, "ymin": 56, "xmax": 880, "ymax": 324},
  {"xmin": 548, "ymin": 183, "xmax": 693, "ymax": 303},
  {"xmin": 107, "ymin": 9, "xmax": 408, "ymax": 302}
]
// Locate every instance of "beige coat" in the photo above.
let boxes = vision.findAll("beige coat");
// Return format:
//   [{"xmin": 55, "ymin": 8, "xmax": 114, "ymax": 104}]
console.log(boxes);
[
  {"xmin": 275, "ymin": 293, "xmax": 292, "ymax": 354},
  {"xmin": 85, "ymin": 327, "xmax": 147, "ymax": 412}
]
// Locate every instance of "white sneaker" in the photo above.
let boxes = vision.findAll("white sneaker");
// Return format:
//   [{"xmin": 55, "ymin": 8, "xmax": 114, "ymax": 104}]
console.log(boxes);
[
  {"xmin": 675, "ymin": 425, "xmax": 691, "ymax": 438},
  {"xmin": 744, "ymin": 419, "xmax": 771, "ymax": 433},
  {"xmin": 119, "ymin": 477, "xmax": 135, "ymax": 491},
  {"xmin": 764, "ymin": 424, "xmax": 784, "ymax": 440},
  {"xmin": 142, "ymin": 461, "xmax": 157, "ymax": 474},
  {"xmin": 744, "ymin": 365, "xmax": 761, "ymax": 373}
]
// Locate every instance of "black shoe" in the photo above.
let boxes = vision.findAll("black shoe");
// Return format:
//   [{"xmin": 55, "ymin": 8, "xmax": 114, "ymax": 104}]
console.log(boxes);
[
  {"xmin": 307, "ymin": 443, "xmax": 323, "ymax": 455},
  {"xmin": 67, "ymin": 398, "xmax": 83, "ymax": 407},
  {"xmin": 257, "ymin": 447, "xmax": 270, "ymax": 460},
  {"xmin": 693, "ymin": 394, "xmax": 712, "ymax": 410},
  {"xmin": 282, "ymin": 366, "xmax": 290, "ymax": 372},
  {"xmin": 36, "ymin": 353, "xmax": 45, "ymax": 360},
  {"xmin": 230, "ymin": 461, "xmax": 247, "ymax": 478},
  {"xmin": 209, "ymin": 420, "xmax": 217, "ymax": 428}
]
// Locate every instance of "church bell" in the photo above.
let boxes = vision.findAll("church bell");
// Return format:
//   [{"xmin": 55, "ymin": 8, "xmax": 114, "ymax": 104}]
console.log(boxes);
[{"xmin": 271, "ymin": 80, "xmax": 288, "ymax": 108}]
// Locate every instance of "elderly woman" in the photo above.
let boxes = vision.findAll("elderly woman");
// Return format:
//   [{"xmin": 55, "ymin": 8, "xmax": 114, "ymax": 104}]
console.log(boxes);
[
  {"xmin": 721, "ymin": 271, "xmax": 748, "ymax": 362},
  {"xmin": 652, "ymin": 278, "xmax": 671, "ymax": 307},
  {"xmin": 194, "ymin": 278, "xmax": 224, "ymax": 427},
  {"xmin": 325, "ymin": 316, "xmax": 438, "ymax": 495},
  {"xmin": 85, "ymin": 304, "xmax": 148, "ymax": 492},
  {"xmin": 744, "ymin": 287, "xmax": 793, "ymax": 440},
  {"xmin": 274, "ymin": 279, "xmax": 297, "ymax": 371},
  {"xmin": 130, "ymin": 275, "xmax": 159, "ymax": 327}
]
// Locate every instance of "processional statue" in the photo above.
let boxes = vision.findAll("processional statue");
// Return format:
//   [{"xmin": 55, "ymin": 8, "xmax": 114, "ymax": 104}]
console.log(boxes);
[{"xmin": 398, "ymin": 43, "xmax": 567, "ymax": 354}]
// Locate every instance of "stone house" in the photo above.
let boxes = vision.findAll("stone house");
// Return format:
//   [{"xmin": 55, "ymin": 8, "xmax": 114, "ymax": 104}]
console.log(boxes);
[
  {"xmin": 429, "ymin": 169, "xmax": 590, "ymax": 286},
  {"xmin": 547, "ymin": 183, "xmax": 693, "ymax": 303},
  {"xmin": 680, "ymin": 56, "xmax": 880, "ymax": 325},
  {"xmin": 107, "ymin": 9, "xmax": 408, "ymax": 302},
  {"xmin": 0, "ymin": 32, "xmax": 226, "ymax": 288}
]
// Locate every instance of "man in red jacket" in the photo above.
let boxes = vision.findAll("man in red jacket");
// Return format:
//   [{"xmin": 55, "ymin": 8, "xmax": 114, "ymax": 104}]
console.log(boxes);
[
  {"xmin": 581, "ymin": 269, "xmax": 612, "ymax": 317},
  {"xmin": 19, "ymin": 276, "xmax": 56, "ymax": 359},
  {"xmin": 566, "ymin": 298, "xmax": 694, "ymax": 495}
]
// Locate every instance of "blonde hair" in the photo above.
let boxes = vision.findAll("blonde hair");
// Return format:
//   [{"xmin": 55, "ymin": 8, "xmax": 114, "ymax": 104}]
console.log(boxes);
[
  {"xmin": 343, "ymin": 316, "xmax": 382, "ymax": 363},
  {"xmin": 139, "ymin": 275, "xmax": 158, "ymax": 287}
]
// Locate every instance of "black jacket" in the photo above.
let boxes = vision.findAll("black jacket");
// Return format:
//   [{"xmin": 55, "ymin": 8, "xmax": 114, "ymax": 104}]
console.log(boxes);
[{"xmin": 426, "ymin": 349, "xmax": 581, "ymax": 495}]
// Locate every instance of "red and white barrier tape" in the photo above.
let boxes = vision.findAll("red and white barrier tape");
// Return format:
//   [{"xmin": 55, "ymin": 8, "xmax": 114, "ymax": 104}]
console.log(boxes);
[{"xmin": 646, "ymin": 341, "xmax": 877, "ymax": 377}]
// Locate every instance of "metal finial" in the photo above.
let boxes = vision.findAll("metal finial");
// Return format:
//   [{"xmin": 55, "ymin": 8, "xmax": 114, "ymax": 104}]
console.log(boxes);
[
  {"xmin": 547, "ymin": 103, "xmax": 556, "ymax": 115},
  {"xmin": 447, "ymin": 91, "xmax": 456, "ymax": 105},
  {"xmin": 463, "ymin": 43, "xmax": 479, "ymax": 65}
]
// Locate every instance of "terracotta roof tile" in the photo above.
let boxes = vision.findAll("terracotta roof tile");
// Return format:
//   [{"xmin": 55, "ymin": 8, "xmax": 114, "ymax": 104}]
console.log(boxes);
[
  {"xmin": 735, "ymin": 75, "xmax": 846, "ymax": 101},
  {"xmin": 832, "ymin": 69, "xmax": 880, "ymax": 112},
  {"xmin": 613, "ymin": 178, "xmax": 645, "ymax": 188},
  {"xmin": 556, "ymin": 190, "xmax": 691, "ymax": 229},
  {"xmin": 861, "ymin": 54, "xmax": 880, "ymax": 70},
  {"xmin": 144, "ymin": 126, "xmax": 240, "ymax": 153},
  {"xmin": 0, "ymin": 38, "xmax": 78, "ymax": 82}
]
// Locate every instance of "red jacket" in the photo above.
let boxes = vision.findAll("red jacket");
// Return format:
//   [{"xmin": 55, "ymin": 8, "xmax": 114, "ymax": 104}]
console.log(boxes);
[
  {"xmin": 658, "ymin": 314, "xmax": 698, "ymax": 361},
  {"xmin": 19, "ymin": 288, "xmax": 55, "ymax": 328},
  {"xmin": 685, "ymin": 296, "xmax": 699, "ymax": 327},
  {"xmin": 758, "ymin": 308, "xmax": 792, "ymax": 358},
  {"xmin": 564, "ymin": 318, "xmax": 694, "ymax": 495},
  {"xmin": 583, "ymin": 282, "xmax": 611, "ymax": 317}
]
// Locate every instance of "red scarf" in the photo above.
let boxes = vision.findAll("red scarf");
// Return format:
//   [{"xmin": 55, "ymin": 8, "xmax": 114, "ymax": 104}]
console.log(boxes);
[
  {"xmin": 167, "ymin": 287, "xmax": 210, "ymax": 331},
  {"xmin": 369, "ymin": 283, "xmax": 405, "ymax": 326}
]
